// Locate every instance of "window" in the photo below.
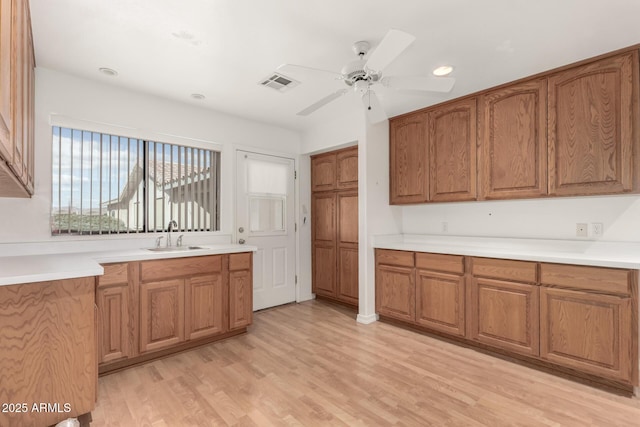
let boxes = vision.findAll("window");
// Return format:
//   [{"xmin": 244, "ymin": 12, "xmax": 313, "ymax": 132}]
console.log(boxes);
[{"xmin": 51, "ymin": 126, "xmax": 220, "ymax": 235}]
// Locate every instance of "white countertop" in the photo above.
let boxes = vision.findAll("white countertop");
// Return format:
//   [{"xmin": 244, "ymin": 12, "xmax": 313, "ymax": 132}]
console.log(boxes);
[
  {"xmin": 0, "ymin": 244, "xmax": 257, "ymax": 287},
  {"xmin": 373, "ymin": 234, "xmax": 640, "ymax": 269}
]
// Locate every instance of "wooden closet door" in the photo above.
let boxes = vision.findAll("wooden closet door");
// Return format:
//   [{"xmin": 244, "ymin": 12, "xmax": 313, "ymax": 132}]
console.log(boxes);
[
  {"xmin": 429, "ymin": 98, "xmax": 477, "ymax": 202},
  {"xmin": 337, "ymin": 191, "xmax": 358, "ymax": 304},
  {"xmin": 312, "ymin": 192, "xmax": 336, "ymax": 296},
  {"xmin": 311, "ymin": 152, "xmax": 336, "ymax": 192},
  {"xmin": 548, "ymin": 51, "xmax": 639, "ymax": 196},
  {"xmin": 336, "ymin": 146, "xmax": 358, "ymax": 190}
]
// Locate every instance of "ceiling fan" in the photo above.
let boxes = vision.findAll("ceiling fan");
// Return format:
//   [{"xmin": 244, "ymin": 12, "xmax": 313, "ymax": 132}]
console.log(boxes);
[{"xmin": 278, "ymin": 29, "xmax": 455, "ymax": 123}]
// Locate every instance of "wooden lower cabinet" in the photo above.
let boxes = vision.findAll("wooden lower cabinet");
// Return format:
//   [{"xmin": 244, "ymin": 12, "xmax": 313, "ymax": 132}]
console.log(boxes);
[
  {"xmin": 470, "ymin": 278, "xmax": 539, "ymax": 356},
  {"xmin": 416, "ymin": 269, "xmax": 465, "ymax": 336},
  {"xmin": 374, "ymin": 249, "xmax": 639, "ymax": 388},
  {"xmin": 376, "ymin": 264, "xmax": 415, "ymax": 322},
  {"xmin": 540, "ymin": 287, "xmax": 633, "ymax": 382},
  {"xmin": 313, "ymin": 243, "xmax": 336, "ymax": 297},
  {"xmin": 186, "ymin": 273, "xmax": 226, "ymax": 340},
  {"xmin": 337, "ymin": 246, "xmax": 359, "ymax": 304},
  {"xmin": 229, "ymin": 252, "xmax": 253, "ymax": 330},
  {"xmin": 0, "ymin": 277, "xmax": 97, "ymax": 427},
  {"xmin": 98, "ymin": 253, "xmax": 253, "ymax": 373},
  {"xmin": 140, "ymin": 278, "xmax": 185, "ymax": 353},
  {"xmin": 97, "ymin": 284, "xmax": 130, "ymax": 363}
]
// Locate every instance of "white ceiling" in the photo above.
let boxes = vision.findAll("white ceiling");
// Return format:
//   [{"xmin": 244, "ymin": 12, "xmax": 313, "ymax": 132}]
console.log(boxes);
[{"xmin": 30, "ymin": 0, "xmax": 640, "ymax": 132}]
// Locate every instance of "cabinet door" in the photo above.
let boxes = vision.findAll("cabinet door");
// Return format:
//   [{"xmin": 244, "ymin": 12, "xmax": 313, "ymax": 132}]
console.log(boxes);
[
  {"xmin": 311, "ymin": 153, "xmax": 336, "ymax": 192},
  {"xmin": 416, "ymin": 270, "xmax": 465, "ymax": 336},
  {"xmin": 185, "ymin": 273, "xmax": 226, "ymax": 340},
  {"xmin": 0, "ymin": 0, "xmax": 13, "ymax": 162},
  {"xmin": 376, "ymin": 264, "xmax": 415, "ymax": 322},
  {"xmin": 312, "ymin": 192, "xmax": 336, "ymax": 296},
  {"xmin": 229, "ymin": 268, "xmax": 253, "ymax": 330},
  {"xmin": 470, "ymin": 278, "xmax": 539, "ymax": 356},
  {"xmin": 336, "ymin": 192, "xmax": 358, "ymax": 304},
  {"xmin": 389, "ymin": 113, "xmax": 428, "ymax": 204},
  {"xmin": 429, "ymin": 98, "xmax": 477, "ymax": 202},
  {"xmin": 9, "ymin": 0, "xmax": 25, "ymax": 181},
  {"xmin": 96, "ymin": 285, "xmax": 130, "ymax": 364},
  {"xmin": 139, "ymin": 279, "xmax": 185, "ymax": 353},
  {"xmin": 540, "ymin": 287, "xmax": 632, "ymax": 382},
  {"xmin": 479, "ymin": 79, "xmax": 547, "ymax": 199},
  {"xmin": 336, "ymin": 146, "xmax": 358, "ymax": 189},
  {"xmin": 548, "ymin": 52, "xmax": 638, "ymax": 196}
]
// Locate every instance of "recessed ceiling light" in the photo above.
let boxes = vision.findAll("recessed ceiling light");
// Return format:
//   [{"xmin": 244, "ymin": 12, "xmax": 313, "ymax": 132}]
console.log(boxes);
[
  {"xmin": 432, "ymin": 65, "xmax": 453, "ymax": 77},
  {"xmin": 98, "ymin": 67, "xmax": 118, "ymax": 77},
  {"xmin": 190, "ymin": 93, "xmax": 205, "ymax": 100}
]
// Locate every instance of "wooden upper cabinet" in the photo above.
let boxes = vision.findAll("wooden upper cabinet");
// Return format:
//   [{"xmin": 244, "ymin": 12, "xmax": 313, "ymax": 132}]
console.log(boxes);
[
  {"xmin": 336, "ymin": 146, "xmax": 358, "ymax": 189},
  {"xmin": 0, "ymin": 0, "xmax": 13, "ymax": 162},
  {"xmin": 389, "ymin": 112, "xmax": 429, "ymax": 204},
  {"xmin": 548, "ymin": 51, "xmax": 639, "ymax": 196},
  {"xmin": 311, "ymin": 153, "xmax": 337, "ymax": 192},
  {"xmin": 479, "ymin": 79, "xmax": 548, "ymax": 199},
  {"xmin": 429, "ymin": 98, "xmax": 477, "ymax": 202}
]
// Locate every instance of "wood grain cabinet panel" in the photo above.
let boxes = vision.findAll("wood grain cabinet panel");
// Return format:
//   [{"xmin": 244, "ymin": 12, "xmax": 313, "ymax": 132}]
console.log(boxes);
[
  {"xmin": 139, "ymin": 279, "xmax": 185, "ymax": 353},
  {"xmin": 0, "ymin": 277, "xmax": 96, "ymax": 427},
  {"xmin": 311, "ymin": 147, "xmax": 359, "ymax": 307},
  {"xmin": 185, "ymin": 273, "xmax": 226, "ymax": 340},
  {"xmin": 470, "ymin": 278, "xmax": 539, "ymax": 356},
  {"xmin": 311, "ymin": 153, "xmax": 336, "ymax": 192},
  {"xmin": 479, "ymin": 79, "xmax": 547, "ymax": 199},
  {"xmin": 429, "ymin": 98, "xmax": 477, "ymax": 202},
  {"xmin": 416, "ymin": 269, "xmax": 465, "ymax": 336},
  {"xmin": 97, "ymin": 285, "xmax": 130, "ymax": 363},
  {"xmin": 389, "ymin": 112, "xmax": 429, "ymax": 204},
  {"xmin": 376, "ymin": 264, "xmax": 415, "ymax": 322},
  {"xmin": 229, "ymin": 268, "xmax": 253, "ymax": 330},
  {"xmin": 336, "ymin": 146, "xmax": 358, "ymax": 189},
  {"xmin": 540, "ymin": 287, "xmax": 632, "ymax": 382},
  {"xmin": 548, "ymin": 51, "xmax": 639, "ymax": 196}
]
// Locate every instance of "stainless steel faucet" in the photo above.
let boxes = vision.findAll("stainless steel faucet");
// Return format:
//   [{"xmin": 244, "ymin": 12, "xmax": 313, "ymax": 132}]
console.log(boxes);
[{"xmin": 166, "ymin": 220, "xmax": 178, "ymax": 247}]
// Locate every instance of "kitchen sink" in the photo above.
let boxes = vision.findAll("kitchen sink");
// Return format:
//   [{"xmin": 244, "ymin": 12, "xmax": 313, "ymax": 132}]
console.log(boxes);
[{"xmin": 146, "ymin": 246, "xmax": 207, "ymax": 252}]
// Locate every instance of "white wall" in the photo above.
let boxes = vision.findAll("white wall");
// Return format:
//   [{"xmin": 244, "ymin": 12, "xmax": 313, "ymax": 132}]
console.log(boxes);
[
  {"xmin": 402, "ymin": 194, "xmax": 640, "ymax": 242},
  {"xmin": 0, "ymin": 68, "xmax": 301, "ymax": 248}
]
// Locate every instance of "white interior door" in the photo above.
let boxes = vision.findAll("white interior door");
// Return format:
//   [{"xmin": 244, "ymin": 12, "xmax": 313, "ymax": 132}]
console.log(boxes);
[{"xmin": 236, "ymin": 150, "xmax": 296, "ymax": 310}]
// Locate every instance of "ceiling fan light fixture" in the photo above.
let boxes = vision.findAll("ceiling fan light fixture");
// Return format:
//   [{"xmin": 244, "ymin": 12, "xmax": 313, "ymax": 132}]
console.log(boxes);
[{"xmin": 433, "ymin": 65, "xmax": 453, "ymax": 76}]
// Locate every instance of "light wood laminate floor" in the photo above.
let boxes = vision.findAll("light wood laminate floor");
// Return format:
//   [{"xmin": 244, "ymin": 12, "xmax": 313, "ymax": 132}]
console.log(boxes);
[{"xmin": 92, "ymin": 300, "xmax": 640, "ymax": 426}]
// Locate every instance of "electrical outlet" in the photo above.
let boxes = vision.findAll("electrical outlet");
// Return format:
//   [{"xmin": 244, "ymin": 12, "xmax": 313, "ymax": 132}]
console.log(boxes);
[
  {"xmin": 576, "ymin": 223, "xmax": 588, "ymax": 237},
  {"xmin": 442, "ymin": 221, "xmax": 448, "ymax": 233},
  {"xmin": 592, "ymin": 222, "xmax": 603, "ymax": 237}
]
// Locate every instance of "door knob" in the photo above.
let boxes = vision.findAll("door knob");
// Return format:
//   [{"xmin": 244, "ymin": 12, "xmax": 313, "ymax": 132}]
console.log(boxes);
[{"xmin": 239, "ymin": 239, "xmax": 246, "ymax": 244}]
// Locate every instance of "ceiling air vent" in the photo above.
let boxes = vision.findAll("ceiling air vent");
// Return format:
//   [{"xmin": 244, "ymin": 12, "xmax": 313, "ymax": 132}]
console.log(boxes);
[{"xmin": 259, "ymin": 72, "xmax": 300, "ymax": 93}]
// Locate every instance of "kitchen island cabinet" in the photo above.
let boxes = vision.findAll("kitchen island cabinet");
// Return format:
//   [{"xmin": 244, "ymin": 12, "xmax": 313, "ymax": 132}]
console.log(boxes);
[{"xmin": 0, "ymin": 276, "xmax": 97, "ymax": 427}]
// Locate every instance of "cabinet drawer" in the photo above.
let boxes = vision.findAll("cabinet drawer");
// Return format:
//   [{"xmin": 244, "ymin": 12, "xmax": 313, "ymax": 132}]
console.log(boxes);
[
  {"xmin": 98, "ymin": 263, "xmax": 129, "ymax": 288},
  {"xmin": 416, "ymin": 253, "xmax": 464, "ymax": 274},
  {"xmin": 229, "ymin": 252, "xmax": 252, "ymax": 271},
  {"xmin": 472, "ymin": 257, "xmax": 537, "ymax": 283},
  {"xmin": 141, "ymin": 255, "xmax": 222, "ymax": 282},
  {"xmin": 540, "ymin": 263, "xmax": 630, "ymax": 296},
  {"xmin": 376, "ymin": 249, "xmax": 414, "ymax": 267}
]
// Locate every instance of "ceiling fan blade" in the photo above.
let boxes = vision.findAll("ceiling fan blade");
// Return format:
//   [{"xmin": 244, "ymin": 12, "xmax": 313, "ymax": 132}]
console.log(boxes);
[
  {"xmin": 382, "ymin": 76, "xmax": 455, "ymax": 93},
  {"xmin": 362, "ymin": 90, "xmax": 387, "ymax": 123},
  {"xmin": 364, "ymin": 29, "xmax": 416, "ymax": 73},
  {"xmin": 277, "ymin": 63, "xmax": 342, "ymax": 79},
  {"xmin": 297, "ymin": 89, "xmax": 348, "ymax": 116}
]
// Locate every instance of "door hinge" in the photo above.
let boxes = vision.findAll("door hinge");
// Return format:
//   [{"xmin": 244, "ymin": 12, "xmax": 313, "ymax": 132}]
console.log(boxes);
[
  {"xmin": 295, "ymin": 275, "xmax": 298, "ymax": 284},
  {"xmin": 295, "ymin": 222, "xmax": 297, "ymax": 232},
  {"xmin": 294, "ymin": 170, "xmax": 297, "ymax": 179}
]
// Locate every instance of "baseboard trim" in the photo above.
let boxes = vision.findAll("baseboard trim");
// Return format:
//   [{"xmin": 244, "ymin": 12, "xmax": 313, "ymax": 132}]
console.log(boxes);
[{"xmin": 356, "ymin": 313, "xmax": 379, "ymax": 324}]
